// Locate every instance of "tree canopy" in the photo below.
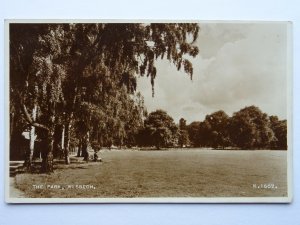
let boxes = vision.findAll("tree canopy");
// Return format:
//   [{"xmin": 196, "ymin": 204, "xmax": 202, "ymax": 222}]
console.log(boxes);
[
  {"xmin": 185, "ymin": 106, "xmax": 286, "ymax": 150},
  {"xmin": 143, "ymin": 110, "xmax": 178, "ymax": 149},
  {"xmin": 229, "ymin": 106, "xmax": 276, "ymax": 149},
  {"xmin": 10, "ymin": 23, "xmax": 200, "ymax": 172}
]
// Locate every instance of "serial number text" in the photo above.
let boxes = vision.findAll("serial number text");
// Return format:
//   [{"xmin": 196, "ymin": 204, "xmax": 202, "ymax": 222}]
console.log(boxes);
[{"xmin": 252, "ymin": 183, "xmax": 278, "ymax": 189}]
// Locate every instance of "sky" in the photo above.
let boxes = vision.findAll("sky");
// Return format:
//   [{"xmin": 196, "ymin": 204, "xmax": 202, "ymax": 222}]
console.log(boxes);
[{"xmin": 136, "ymin": 22, "xmax": 289, "ymax": 123}]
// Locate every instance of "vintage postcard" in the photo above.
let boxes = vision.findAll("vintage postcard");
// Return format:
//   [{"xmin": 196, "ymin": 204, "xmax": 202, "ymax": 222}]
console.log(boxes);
[{"xmin": 5, "ymin": 20, "xmax": 292, "ymax": 203}]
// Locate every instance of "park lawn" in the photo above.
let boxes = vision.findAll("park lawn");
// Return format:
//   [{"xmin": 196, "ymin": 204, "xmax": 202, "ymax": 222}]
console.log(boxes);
[{"xmin": 12, "ymin": 149, "xmax": 287, "ymax": 198}]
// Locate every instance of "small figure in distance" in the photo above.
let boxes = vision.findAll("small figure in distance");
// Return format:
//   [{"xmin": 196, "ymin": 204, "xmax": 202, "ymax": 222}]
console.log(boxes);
[
  {"xmin": 93, "ymin": 151, "xmax": 98, "ymax": 162},
  {"xmin": 93, "ymin": 150, "xmax": 102, "ymax": 162}
]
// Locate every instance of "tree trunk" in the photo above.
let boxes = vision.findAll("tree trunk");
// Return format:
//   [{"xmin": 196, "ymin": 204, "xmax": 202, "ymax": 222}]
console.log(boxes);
[
  {"xmin": 82, "ymin": 139, "xmax": 89, "ymax": 161},
  {"xmin": 40, "ymin": 151, "xmax": 54, "ymax": 173},
  {"xmin": 156, "ymin": 144, "xmax": 160, "ymax": 150},
  {"xmin": 82, "ymin": 131, "xmax": 90, "ymax": 161},
  {"xmin": 24, "ymin": 104, "xmax": 37, "ymax": 171},
  {"xmin": 40, "ymin": 127, "xmax": 54, "ymax": 173},
  {"xmin": 77, "ymin": 141, "xmax": 82, "ymax": 157},
  {"xmin": 80, "ymin": 142, "xmax": 84, "ymax": 157},
  {"xmin": 82, "ymin": 143, "xmax": 88, "ymax": 161},
  {"xmin": 10, "ymin": 111, "xmax": 14, "ymax": 139},
  {"xmin": 53, "ymin": 126, "xmax": 62, "ymax": 159},
  {"xmin": 24, "ymin": 148, "xmax": 32, "ymax": 171},
  {"xmin": 63, "ymin": 122, "xmax": 71, "ymax": 164}
]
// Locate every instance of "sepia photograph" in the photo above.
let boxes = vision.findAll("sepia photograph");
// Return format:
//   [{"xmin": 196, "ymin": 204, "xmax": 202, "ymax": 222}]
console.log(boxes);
[{"xmin": 6, "ymin": 20, "xmax": 292, "ymax": 203}]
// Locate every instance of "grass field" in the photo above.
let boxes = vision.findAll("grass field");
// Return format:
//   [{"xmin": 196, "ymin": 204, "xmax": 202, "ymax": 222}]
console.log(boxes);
[{"xmin": 11, "ymin": 149, "xmax": 288, "ymax": 198}]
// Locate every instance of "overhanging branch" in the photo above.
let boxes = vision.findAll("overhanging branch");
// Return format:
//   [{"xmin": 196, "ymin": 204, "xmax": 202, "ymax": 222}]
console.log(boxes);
[{"xmin": 21, "ymin": 102, "xmax": 49, "ymax": 131}]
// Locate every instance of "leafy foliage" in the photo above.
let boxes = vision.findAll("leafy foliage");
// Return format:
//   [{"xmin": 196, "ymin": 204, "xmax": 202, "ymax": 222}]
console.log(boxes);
[
  {"xmin": 178, "ymin": 118, "xmax": 190, "ymax": 147},
  {"xmin": 202, "ymin": 111, "xmax": 231, "ymax": 148},
  {"xmin": 10, "ymin": 23, "xmax": 200, "ymax": 172},
  {"xmin": 185, "ymin": 106, "xmax": 286, "ymax": 150},
  {"xmin": 143, "ymin": 110, "xmax": 178, "ymax": 149},
  {"xmin": 229, "ymin": 106, "xmax": 276, "ymax": 149},
  {"xmin": 187, "ymin": 121, "xmax": 201, "ymax": 147},
  {"xmin": 269, "ymin": 116, "xmax": 287, "ymax": 149}
]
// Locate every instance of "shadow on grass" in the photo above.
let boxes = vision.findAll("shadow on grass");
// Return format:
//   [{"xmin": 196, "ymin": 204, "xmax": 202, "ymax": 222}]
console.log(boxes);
[{"xmin": 18, "ymin": 159, "xmax": 101, "ymax": 175}]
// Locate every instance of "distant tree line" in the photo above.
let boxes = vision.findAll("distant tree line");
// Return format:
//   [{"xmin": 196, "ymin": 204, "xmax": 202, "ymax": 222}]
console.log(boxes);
[{"xmin": 136, "ymin": 106, "xmax": 287, "ymax": 150}]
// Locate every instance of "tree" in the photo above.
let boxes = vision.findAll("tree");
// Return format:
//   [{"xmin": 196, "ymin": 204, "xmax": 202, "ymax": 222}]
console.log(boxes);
[
  {"xmin": 197, "ymin": 121, "xmax": 212, "ymax": 147},
  {"xmin": 144, "ymin": 110, "xmax": 178, "ymax": 149},
  {"xmin": 10, "ymin": 24, "xmax": 67, "ymax": 172},
  {"xmin": 229, "ymin": 106, "xmax": 276, "ymax": 149},
  {"xmin": 202, "ymin": 111, "xmax": 230, "ymax": 149},
  {"xmin": 179, "ymin": 118, "xmax": 187, "ymax": 130},
  {"xmin": 187, "ymin": 121, "xmax": 201, "ymax": 147},
  {"xmin": 122, "ymin": 92, "xmax": 146, "ymax": 147},
  {"xmin": 269, "ymin": 116, "xmax": 287, "ymax": 149},
  {"xmin": 178, "ymin": 118, "xmax": 190, "ymax": 147},
  {"xmin": 58, "ymin": 23, "xmax": 199, "ymax": 161},
  {"xmin": 178, "ymin": 130, "xmax": 190, "ymax": 148},
  {"xmin": 10, "ymin": 23, "xmax": 200, "ymax": 173}
]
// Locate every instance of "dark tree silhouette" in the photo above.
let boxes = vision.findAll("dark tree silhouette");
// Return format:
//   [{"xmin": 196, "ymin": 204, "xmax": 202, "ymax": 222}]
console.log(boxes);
[
  {"xmin": 144, "ymin": 110, "xmax": 178, "ymax": 149},
  {"xmin": 269, "ymin": 116, "xmax": 287, "ymax": 149},
  {"xmin": 229, "ymin": 106, "xmax": 276, "ymax": 149},
  {"xmin": 178, "ymin": 118, "xmax": 190, "ymax": 147}
]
